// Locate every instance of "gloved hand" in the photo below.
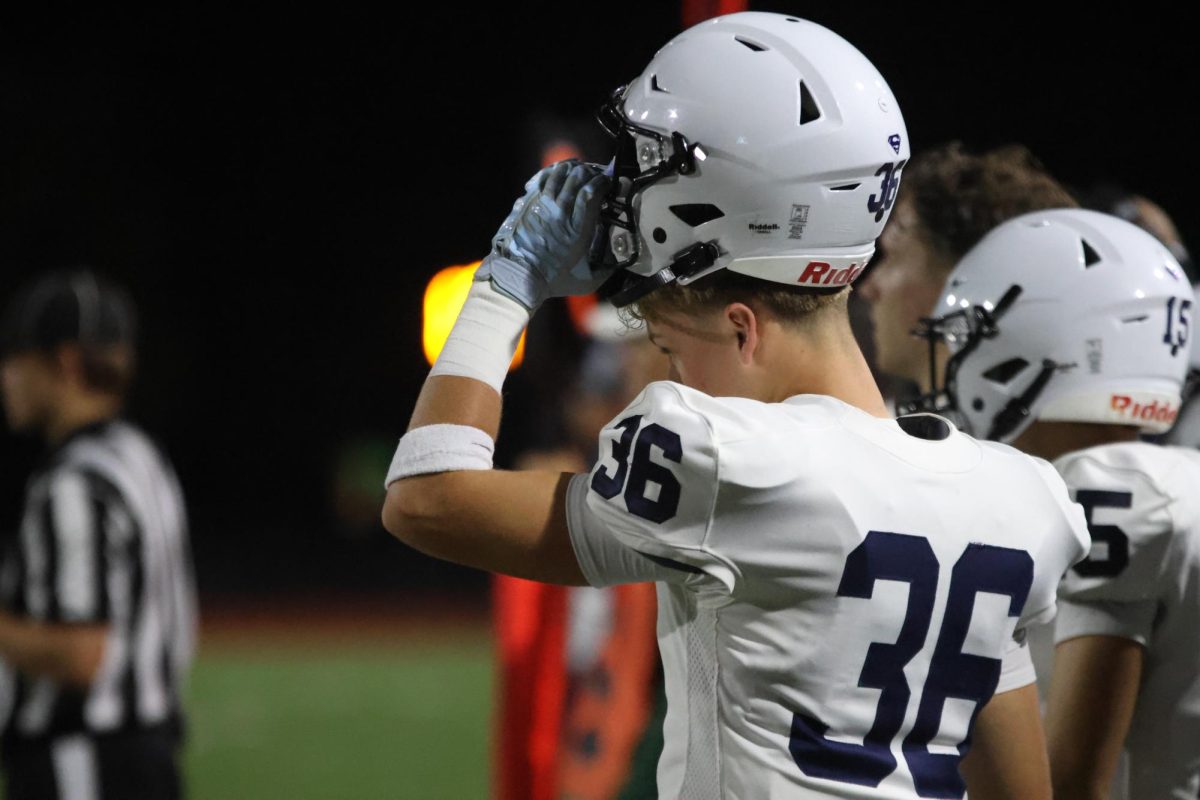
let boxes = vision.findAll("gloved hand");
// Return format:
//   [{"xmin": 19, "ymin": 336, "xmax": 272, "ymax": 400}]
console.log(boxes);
[{"xmin": 477, "ymin": 160, "xmax": 611, "ymax": 311}]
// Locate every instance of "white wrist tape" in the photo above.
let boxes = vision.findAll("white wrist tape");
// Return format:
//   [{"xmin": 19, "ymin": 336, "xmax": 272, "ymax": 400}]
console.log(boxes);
[
  {"xmin": 428, "ymin": 280, "xmax": 530, "ymax": 393},
  {"xmin": 384, "ymin": 423, "xmax": 495, "ymax": 488}
]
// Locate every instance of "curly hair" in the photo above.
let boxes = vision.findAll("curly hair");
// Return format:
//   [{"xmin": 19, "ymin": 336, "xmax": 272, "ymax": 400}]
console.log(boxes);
[{"xmin": 903, "ymin": 142, "xmax": 1077, "ymax": 267}]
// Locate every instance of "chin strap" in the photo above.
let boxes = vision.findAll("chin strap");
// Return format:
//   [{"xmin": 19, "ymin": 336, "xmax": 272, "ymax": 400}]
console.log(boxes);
[
  {"xmin": 603, "ymin": 241, "xmax": 720, "ymax": 308},
  {"xmin": 987, "ymin": 359, "xmax": 1076, "ymax": 441}
]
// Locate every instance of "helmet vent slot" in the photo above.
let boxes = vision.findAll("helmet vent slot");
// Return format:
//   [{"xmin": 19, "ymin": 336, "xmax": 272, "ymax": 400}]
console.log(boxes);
[
  {"xmin": 734, "ymin": 36, "xmax": 768, "ymax": 53},
  {"xmin": 1081, "ymin": 239, "xmax": 1102, "ymax": 267},
  {"xmin": 798, "ymin": 80, "xmax": 822, "ymax": 125},
  {"xmin": 982, "ymin": 358, "xmax": 1030, "ymax": 385},
  {"xmin": 669, "ymin": 204, "xmax": 725, "ymax": 227},
  {"xmin": 1121, "ymin": 314, "xmax": 1149, "ymax": 324},
  {"xmin": 829, "ymin": 183, "xmax": 860, "ymax": 192},
  {"xmin": 650, "ymin": 74, "xmax": 670, "ymax": 94}
]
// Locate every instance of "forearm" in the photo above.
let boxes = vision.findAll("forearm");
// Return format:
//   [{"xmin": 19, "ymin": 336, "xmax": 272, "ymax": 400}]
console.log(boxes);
[
  {"xmin": 385, "ymin": 282, "xmax": 523, "ymax": 523},
  {"xmin": 0, "ymin": 611, "xmax": 106, "ymax": 687},
  {"xmin": 408, "ymin": 374, "xmax": 502, "ymax": 435}
]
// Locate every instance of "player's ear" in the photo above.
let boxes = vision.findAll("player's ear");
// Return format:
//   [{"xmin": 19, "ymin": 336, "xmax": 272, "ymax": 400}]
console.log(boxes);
[{"xmin": 725, "ymin": 303, "xmax": 759, "ymax": 366}]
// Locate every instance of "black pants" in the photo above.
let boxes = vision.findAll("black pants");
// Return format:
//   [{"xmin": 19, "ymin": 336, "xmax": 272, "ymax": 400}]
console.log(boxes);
[{"xmin": 2, "ymin": 726, "xmax": 181, "ymax": 800}]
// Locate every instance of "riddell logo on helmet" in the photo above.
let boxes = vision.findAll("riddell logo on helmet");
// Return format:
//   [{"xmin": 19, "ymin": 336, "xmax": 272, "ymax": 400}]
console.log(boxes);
[
  {"xmin": 797, "ymin": 261, "xmax": 864, "ymax": 287},
  {"xmin": 748, "ymin": 223, "xmax": 780, "ymax": 234},
  {"xmin": 1110, "ymin": 395, "xmax": 1178, "ymax": 424}
]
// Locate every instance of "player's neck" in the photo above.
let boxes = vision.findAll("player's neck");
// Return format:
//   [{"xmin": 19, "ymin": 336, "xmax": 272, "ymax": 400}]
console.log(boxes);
[
  {"xmin": 1011, "ymin": 421, "xmax": 1141, "ymax": 462},
  {"xmin": 766, "ymin": 325, "xmax": 889, "ymax": 418},
  {"xmin": 44, "ymin": 393, "xmax": 122, "ymax": 446}
]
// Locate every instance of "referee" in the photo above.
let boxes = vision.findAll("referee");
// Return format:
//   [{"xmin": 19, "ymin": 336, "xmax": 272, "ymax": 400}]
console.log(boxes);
[{"xmin": 0, "ymin": 270, "xmax": 197, "ymax": 800}]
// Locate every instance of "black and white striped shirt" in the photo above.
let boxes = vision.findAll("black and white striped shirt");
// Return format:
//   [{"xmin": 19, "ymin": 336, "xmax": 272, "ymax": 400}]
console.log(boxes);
[{"xmin": 0, "ymin": 418, "xmax": 197, "ymax": 742}]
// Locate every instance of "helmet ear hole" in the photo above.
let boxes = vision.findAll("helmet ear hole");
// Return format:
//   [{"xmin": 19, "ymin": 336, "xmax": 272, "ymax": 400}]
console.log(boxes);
[
  {"xmin": 982, "ymin": 357, "xmax": 1030, "ymax": 385},
  {"xmin": 972, "ymin": 398, "xmax": 986, "ymax": 412},
  {"xmin": 653, "ymin": 228, "xmax": 668, "ymax": 244}
]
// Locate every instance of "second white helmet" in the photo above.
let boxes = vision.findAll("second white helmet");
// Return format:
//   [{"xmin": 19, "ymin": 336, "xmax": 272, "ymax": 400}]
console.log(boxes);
[{"xmin": 918, "ymin": 208, "xmax": 1193, "ymax": 442}]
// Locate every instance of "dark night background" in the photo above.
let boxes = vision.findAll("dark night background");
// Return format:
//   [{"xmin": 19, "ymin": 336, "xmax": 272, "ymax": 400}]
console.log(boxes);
[{"xmin": 1, "ymin": 4, "xmax": 1193, "ymax": 601}]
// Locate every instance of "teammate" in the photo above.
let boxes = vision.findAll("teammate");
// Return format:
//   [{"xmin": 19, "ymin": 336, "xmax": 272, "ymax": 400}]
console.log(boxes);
[
  {"xmin": 914, "ymin": 209, "xmax": 1199, "ymax": 798},
  {"xmin": 0, "ymin": 270, "xmax": 197, "ymax": 800},
  {"xmin": 382, "ymin": 13, "xmax": 1088, "ymax": 798},
  {"xmin": 857, "ymin": 142, "xmax": 1076, "ymax": 402}
]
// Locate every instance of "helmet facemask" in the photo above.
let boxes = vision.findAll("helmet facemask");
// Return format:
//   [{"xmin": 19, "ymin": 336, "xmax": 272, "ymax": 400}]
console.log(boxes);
[
  {"xmin": 591, "ymin": 85, "xmax": 720, "ymax": 308},
  {"xmin": 900, "ymin": 284, "xmax": 1079, "ymax": 441}
]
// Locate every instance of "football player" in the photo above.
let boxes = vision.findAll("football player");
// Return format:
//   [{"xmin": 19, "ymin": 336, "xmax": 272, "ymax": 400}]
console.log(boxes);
[
  {"xmin": 382, "ymin": 13, "xmax": 1088, "ymax": 799},
  {"xmin": 915, "ymin": 208, "xmax": 1198, "ymax": 798}
]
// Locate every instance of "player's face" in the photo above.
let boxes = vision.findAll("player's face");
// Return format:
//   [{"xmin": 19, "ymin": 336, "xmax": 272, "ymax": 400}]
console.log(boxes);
[
  {"xmin": 645, "ymin": 312, "xmax": 752, "ymax": 397},
  {"xmin": 857, "ymin": 198, "xmax": 950, "ymax": 386},
  {"xmin": 0, "ymin": 352, "xmax": 59, "ymax": 433}
]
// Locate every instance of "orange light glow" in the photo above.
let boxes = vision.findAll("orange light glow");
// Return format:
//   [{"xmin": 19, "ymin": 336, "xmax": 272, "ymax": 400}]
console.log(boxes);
[
  {"xmin": 422, "ymin": 261, "xmax": 526, "ymax": 369},
  {"xmin": 541, "ymin": 139, "xmax": 583, "ymax": 167},
  {"xmin": 566, "ymin": 294, "xmax": 598, "ymax": 336}
]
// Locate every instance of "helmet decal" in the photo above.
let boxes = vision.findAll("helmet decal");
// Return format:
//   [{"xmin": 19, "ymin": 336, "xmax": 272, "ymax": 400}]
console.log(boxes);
[{"xmin": 867, "ymin": 161, "xmax": 905, "ymax": 223}]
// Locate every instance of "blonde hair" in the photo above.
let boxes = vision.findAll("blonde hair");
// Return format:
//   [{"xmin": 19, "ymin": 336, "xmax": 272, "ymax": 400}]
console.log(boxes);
[{"xmin": 628, "ymin": 268, "xmax": 848, "ymax": 327}]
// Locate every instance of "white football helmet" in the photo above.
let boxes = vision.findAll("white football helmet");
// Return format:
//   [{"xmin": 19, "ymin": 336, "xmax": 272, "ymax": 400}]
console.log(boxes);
[
  {"xmin": 593, "ymin": 12, "xmax": 910, "ymax": 306},
  {"xmin": 914, "ymin": 208, "xmax": 1193, "ymax": 442}
]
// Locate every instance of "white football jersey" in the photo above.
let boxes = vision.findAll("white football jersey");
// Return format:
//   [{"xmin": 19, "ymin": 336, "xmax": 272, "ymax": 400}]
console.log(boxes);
[
  {"xmin": 1054, "ymin": 442, "xmax": 1200, "ymax": 799},
  {"xmin": 567, "ymin": 382, "xmax": 1089, "ymax": 800}
]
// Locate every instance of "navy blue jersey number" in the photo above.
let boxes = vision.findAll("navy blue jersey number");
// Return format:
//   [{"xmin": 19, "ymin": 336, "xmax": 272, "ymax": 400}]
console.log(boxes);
[
  {"xmin": 903, "ymin": 544, "xmax": 1033, "ymax": 797},
  {"xmin": 1070, "ymin": 489, "xmax": 1133, "ymax": 578},
  {"xmin": 590, "ymin": 416, "xmax": 682, "ymax": 523},
  {"xmin": 790, "ymin": 532, "xmax": 937, "ymax": 787},
  {"xmin": 591, "ymin": 416, "xmax": 641, "ymax": 499},
  {"xmin": 790, "ymin": 531, "xmax": 1034, "ymax": 798}
]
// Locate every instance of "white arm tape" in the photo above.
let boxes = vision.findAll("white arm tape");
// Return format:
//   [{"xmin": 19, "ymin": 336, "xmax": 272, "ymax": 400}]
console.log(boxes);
[
  {"xmin": 384, "ymin": 423, "xmax": 495, "ymax": 488},
  {"xmin": 428, "ymin": 280, "xmax": 530, "ymax": 393}
]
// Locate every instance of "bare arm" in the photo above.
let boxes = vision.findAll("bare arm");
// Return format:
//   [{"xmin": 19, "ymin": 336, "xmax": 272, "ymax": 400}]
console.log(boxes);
[
  {"xmin": 0, "ymin": 611, "xmax": 107, "ymax": 687},
  {"xmin": 960, "ymin": 683, "xmax": 1051, "ymax": 800},
  {"xmin": 1045, "ymin": 635, "xmax": 1142, "ymax": 800},
  {"xmin": 382, "ymin": 376, "xmax": 587, "ymax": 585}
]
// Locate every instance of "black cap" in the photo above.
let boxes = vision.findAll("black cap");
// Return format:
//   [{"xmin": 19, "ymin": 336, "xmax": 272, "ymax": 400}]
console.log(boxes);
[{"xmin": 0, "ymin": 269, "xmax": 137, "ymax": 358}]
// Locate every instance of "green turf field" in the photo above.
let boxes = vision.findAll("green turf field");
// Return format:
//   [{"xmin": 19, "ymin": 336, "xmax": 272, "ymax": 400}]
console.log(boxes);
[{"xmin": 185, "ymin": 638, "xmax": 493, "ymax": 800}]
